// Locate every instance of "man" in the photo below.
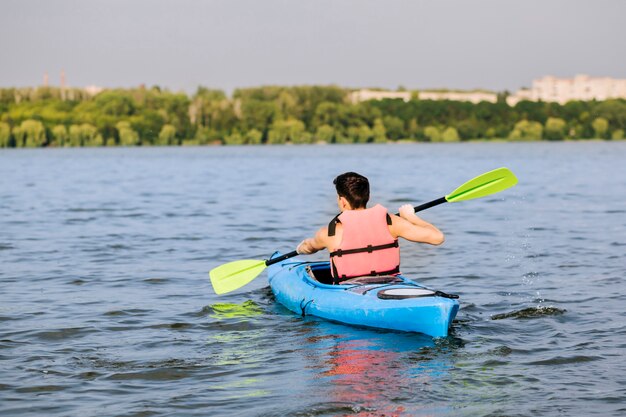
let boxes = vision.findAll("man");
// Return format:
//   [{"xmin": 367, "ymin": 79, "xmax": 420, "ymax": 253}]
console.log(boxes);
[{"xmin": 297, "ymin": 172, "xmax": 444, "ymax": 283}]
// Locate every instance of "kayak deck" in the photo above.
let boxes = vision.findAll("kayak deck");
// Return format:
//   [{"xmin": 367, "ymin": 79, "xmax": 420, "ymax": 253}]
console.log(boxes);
[{"xmin": 267, "ymin": 254, "xmax": 459, "ymax": 338}]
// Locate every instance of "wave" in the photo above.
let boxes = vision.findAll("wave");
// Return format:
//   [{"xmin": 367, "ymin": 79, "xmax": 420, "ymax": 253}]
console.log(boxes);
[{"xmin": 491, "ymin": 306, "xmax": 566, "ymax": 320}]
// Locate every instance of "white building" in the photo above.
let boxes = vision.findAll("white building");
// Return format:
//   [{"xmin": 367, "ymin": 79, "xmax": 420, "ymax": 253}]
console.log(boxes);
[
  {"xmin": 418, "ymin": 90, "xmax": 497, "ymax": 103},
  {"xmin": 507, "ymin": 75, "xmax": 626, "ymax": 105},
  {"xmin": 349, "ymin": 88, "xmax": 497, "ymax": 104},
  {"xmin": 349, "ymin": 89, "xmax": 411, "ymax": 104},
  {"xmin": 84, "ymin": 85, "xmax": 104, "ymax": 96}
]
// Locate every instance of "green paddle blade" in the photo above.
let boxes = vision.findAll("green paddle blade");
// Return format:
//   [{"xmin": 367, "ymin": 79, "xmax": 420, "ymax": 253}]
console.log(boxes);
[
  {"xmin": 445, "ymin": 167, "xmax": 518, "ymax": 203},
  {"xmin": 209, "ymin": 259, "xmax": 267, "ymax": 295}
]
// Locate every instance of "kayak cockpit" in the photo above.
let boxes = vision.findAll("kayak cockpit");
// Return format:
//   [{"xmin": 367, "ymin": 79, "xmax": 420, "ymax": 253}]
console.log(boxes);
[
  {"xmin": 306, "ymin": 263, "xmax": 403, "ymax": 286},
  {"xmin": 307, "ymin": 263, "xmax": 335, "ymax": 285}
]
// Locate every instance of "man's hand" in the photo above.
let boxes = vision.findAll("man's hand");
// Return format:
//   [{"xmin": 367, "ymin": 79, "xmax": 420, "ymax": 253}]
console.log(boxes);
[
  {"xmin": 393, "ymin": 204, "xmax": 445, "ymax": 245},
  {"xmin": 398, "ymin": 204, "xmax": 417, "ymax": 220},
  {"xmin": 297, "ymin": 239, "xmax": 318, "ymax": 255}
]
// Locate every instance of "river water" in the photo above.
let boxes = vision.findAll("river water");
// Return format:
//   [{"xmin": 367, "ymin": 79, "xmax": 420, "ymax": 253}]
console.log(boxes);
[{"xmin": 1, "ymin": 142, "xmax": 625, "ymax": 416}]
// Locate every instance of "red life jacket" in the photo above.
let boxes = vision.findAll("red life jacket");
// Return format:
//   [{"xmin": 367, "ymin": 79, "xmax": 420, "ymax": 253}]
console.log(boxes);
[{"xmin": 328, "ymin": 204, "xmax": 400, "ymax": 283}]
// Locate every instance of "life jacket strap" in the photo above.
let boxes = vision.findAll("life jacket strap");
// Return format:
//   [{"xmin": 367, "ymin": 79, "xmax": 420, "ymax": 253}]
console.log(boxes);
[
  {"xmin": 331, "ymin": 264, "xmax": 401, "ymax": 283},
  {"xmin": 328, "ymin": 214, "xmax": 340, "ymax": 237},
  {"xmin": 329, "ymin": 240, "xmax": 399, "ymax": 258}
]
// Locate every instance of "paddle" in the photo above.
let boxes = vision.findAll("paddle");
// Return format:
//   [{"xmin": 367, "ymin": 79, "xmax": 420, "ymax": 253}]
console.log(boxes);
[{"xmin": 209, "ymin": 167, "xmax": 517, "ymax": 295}]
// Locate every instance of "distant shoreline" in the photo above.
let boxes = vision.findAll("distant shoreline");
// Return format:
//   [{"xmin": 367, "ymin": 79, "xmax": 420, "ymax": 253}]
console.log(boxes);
[
  {"xmin": 1, "ymin": 85, "xmax": 624, "ymax": 148},
  {"xmin": 2, "ymin": 138, "xmax": 622, "ymax": 151}
]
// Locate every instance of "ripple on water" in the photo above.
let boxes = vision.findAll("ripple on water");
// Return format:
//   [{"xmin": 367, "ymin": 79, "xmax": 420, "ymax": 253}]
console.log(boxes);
[
  {"xmin": 142, "ymin": 277, "xmax": 170, "ymax": 284},
  {"xmin": 104, "ymin": 309, "xmax": 154, "ymax": 317},
  {"xmin": 28, "ymin": 327, "xmax": 100, "ymax": 342},
  {"xmin": 526, "ymin": 355, "xmax": 602, "ymax": 366},
  {"xmin": 491, "ymin": 306, "xmax": 567, "ymax": 320}
]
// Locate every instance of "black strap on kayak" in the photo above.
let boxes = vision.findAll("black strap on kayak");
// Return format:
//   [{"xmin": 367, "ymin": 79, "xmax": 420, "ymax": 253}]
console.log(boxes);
[
  {"xmin": 434, "ymin": 290, "xmax": 460, "ymax": 299},
  {"xmin": 299, "ymin": 299, "xmax": 314, "ymax": 316},
  {"xmin": 286, "ymin": 261, "xmax": 329, "ymax": 271}
]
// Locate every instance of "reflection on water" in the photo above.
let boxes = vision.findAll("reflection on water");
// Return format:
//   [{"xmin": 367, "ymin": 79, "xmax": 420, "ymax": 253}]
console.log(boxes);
[
  {"xmin": 323, "ymin": 338, "xmax": 428, "ymax": 416},
  {"xmin": 296, "ymin": 321, "xmax": 461, "ymax": 416},
  {"xmin": 207, "ymin": 300, "xmax": 265, "ymax": 319}
]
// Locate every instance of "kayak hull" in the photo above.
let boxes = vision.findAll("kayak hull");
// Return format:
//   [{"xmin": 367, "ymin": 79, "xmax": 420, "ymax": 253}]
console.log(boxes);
[{"xmin": 267, "ymin": 253, "xmax": 459, "ymax": 338}]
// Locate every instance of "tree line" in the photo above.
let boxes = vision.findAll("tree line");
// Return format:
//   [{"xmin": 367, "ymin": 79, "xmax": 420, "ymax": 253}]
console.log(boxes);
[{"xmin": 1, "ymin": 85, "xmax": 625, "ymax": 148}]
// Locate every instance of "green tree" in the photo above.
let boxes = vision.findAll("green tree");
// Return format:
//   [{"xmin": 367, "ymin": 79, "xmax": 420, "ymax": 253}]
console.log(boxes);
[
  {"xmin": 95, "ymin": 91, "xmax": 135, "ymax": 117},
  {"xmin": 315, "ymin": 124, "xmax": 334, "ymax": 143},
  {"xmin": 314, "ymin": 102, "xmax": 341, "ymax": 128},
  {"xmin": 407, "ymin": 118, "xmax": 420, "ymax": 140},
  {"xmin": 346, "ymin": 126, "xmax": 360, "ymax": 143},
  {"xmin": 508, "ymin": 120, "xmax": 543, "ymax": 140},
  {"xmin": 591, "ymin": 117, "xmax": 609, "ymax": 138},
  {"xmin": 82, "ymin": 124, "xmax": 103, "ymax": 146},
  {"xmin": 240, "ymin": 100, "xmax": 278, "ymax": 134},
  {"xmin": 423, "ymin": 126, "xmax": 441, "ymax": 142},
  {"xmin": 157, "ymin": 124, "xmax": 177, "ymax": 145},
  {"xmin": 0, "ymin": 122, "xmax": 11, "ymax": 147},
  {"xmin": 51, "ymin": 125, "xmax": 68, "ymax": 147},
  {"xmin": 382, "ymin": 116, "xmax": 405, "ymax": 140},
  {"xmin": 68, "ymin": 125, "xmax": 82, "ymax": 147},
  {"xmin": 594, "ymin": 100, "xmax": 626, "ymax": 130},
  {"xmin": 192, "ymin": 126, "xmax": 220, "ymax": 145},
  {"xmin": 224, "ymin": 131, "xmax": 244, "ymax": 145},
  {"xmin": 455, "ymin": 119, "xmax": 480, "ymax": 140},
  {"xmin": 117, "ymin": 121, "xmax": 140, "ymax": 146},
  {"xmin": 441, "ymin": 126, "xmax": 460, "ymax": 142},
  {"xmin": 544, "ymin": 117, "xmax": 567, "ymax": 140},
  {"xmin": 68, "ymin": 123, "xmax": 102, "ymax": 147},
  {"xmin": 245, "ymin": 128, "xmax": 263, "ymax": 144},
  {"xmin": 13, "ymin": 120, "xmax": 46, "ymax": 147},
  {"xmin": 356, "ymin": 125, "xmax": 373, "ymax": 143},
  {"xmin": 294, "ymin": 131, "xmax": 313, "ymax": 144},
  {"xmin": 611, "ymin": 129, "xmax": 624, "ymax": 140},
  {"xmin": 372, "ymin": 119, "xmax": 387, "ymax": 143},
  {"xmin": 267, "ymin": 119, "xmax": 307, "ymax": 144},
  {"xmin": 334, "ymin": 133, "xmax": 353, "ymax": 144}
]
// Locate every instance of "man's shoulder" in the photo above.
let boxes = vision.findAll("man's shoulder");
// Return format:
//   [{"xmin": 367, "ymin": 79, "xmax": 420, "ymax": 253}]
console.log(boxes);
[{"xmin": 316, "ymin": 224, "xmax": 341, "ymax": 247}]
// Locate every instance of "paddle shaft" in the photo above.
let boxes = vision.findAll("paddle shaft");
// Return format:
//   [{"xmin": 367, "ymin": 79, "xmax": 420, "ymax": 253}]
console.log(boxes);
[
  {"xmin": 266, "ymin": 196, "xmax": 447, "ymax": 267},
  {"xmin": 265, "ymin": 250, "xmax": 299, "ymax": 267},
  {"xmin": 410, "ymin": 196, "xmax": 448, "ymax": 214}
]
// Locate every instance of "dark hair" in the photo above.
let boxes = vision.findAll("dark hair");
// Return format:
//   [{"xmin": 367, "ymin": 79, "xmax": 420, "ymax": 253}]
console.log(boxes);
[{"xmin": 333, "ymin": 172, "xmax": 369, "ymax": 209}]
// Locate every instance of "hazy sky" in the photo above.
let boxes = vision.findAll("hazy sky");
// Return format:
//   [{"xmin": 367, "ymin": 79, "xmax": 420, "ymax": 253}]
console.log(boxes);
[{"xmin": 2, "ymin": 0, "xmax": 625, "ymax": 94}]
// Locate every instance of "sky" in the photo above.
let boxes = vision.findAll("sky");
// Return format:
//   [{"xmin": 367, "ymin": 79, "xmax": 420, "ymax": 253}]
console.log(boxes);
[{"xmin": 1, "ymin": 0, "xmax": 625, "ymax": 94}]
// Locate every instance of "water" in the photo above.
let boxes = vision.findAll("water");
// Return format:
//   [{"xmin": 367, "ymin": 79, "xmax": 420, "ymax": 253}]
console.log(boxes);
[{"xmin": 1, "ymin": 142, "xmax": 625, "ymax": 416}]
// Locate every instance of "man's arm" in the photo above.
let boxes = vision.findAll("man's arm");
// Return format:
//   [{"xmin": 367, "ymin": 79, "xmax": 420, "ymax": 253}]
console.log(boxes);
[
  {"xmin": 389, "ymin": 204, "xmax": 445, "ymax": 245},
  {"xmin": 297, "ymin": 226, "xmax": 330, "ymax": 254}
]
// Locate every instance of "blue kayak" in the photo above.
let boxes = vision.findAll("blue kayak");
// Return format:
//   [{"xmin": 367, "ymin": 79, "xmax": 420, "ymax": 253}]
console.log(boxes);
[{"xmin": 267, "ymin": 252, "xmax": 460, "ymax": 338}]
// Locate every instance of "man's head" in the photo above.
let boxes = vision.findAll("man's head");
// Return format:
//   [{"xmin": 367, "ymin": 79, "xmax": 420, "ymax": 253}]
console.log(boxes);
[{"xmin": 334, "ymin": 172, "xmax": 369, "ymax": 210}]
